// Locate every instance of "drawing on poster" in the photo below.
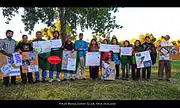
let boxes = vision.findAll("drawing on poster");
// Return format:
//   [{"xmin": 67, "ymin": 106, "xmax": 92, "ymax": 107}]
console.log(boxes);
[
  {"xmin": 22, "ymin": 52, "xmax": 29, "ymax": 60},
  {"xmin": 135, "ymin": 51, "xmax": 152, "ymax": 68},
  {"xmin": 61, "ymin": 51, "xmax": 77, "ymax": 71},
  {"xmin": 100, "ymin": 44, "xmax": 120, "ymax": 53},
  {"xmin": 6, "ymin": 56, "xmax": 14, "ymax": 64},
  {"xmin": 120, "ymin": 47, "xmax": 132, "ymax": 56},
  {"xmin": 160, "ymin": 47, "xmax": 169, "ymax": 55},
  {"xmin": 28, "ymin": 65, "xmax": 38, "ymax": 72},
  {"xmin": 1, "ymin": 64, "xmax": 13, "ymax": 75},
  {"xmin": 101, "ymin": 61, "xmax": 116, "ymax": 80},
  {"xmin": 67, "ymin": 58, "xmax": 76, "ymax": 71},
  {"xmin": 8, "ymin": 68, "xmax": 21, "ymax": 76},
  {"xmin": 33, "ymin": 41, "xmax": 51, "ymax": 54},
  {"xmin": 13, "ymin": 53, "xmax": 22, "ymax": 66},
  {"xmin": 28, "ymin": 51, "xmax": 36, "ymax": 60},
  {"xmin": 51, "ymin": 39, "xmax": 62, "ymax": 48},
  {"xmin": 85, "ymin": 52, "xmax": 100, "ymax": 66},
  {"xmin": 22, "ymin": 60, "xmax": 30, "ymax": 66}
]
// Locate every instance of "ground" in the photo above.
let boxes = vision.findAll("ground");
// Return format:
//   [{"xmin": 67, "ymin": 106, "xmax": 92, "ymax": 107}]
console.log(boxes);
[{"xmin": 0, "ymin": 60, "xmax": 180, "ymax": 100}]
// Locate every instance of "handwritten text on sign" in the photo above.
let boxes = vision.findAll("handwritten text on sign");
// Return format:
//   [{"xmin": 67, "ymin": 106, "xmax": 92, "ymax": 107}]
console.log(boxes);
[
  {"xmin": 120, "ymin": 47, "xmax": 132, "ymax": 56},
  {"xmin": 100, "ymin": 44, "xmax": 120, "ymax": 53}
]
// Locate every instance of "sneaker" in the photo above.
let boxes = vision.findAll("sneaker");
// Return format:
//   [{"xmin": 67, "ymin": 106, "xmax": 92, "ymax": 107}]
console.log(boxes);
[
  {"xmin": 82, "ymin": 78, "xmax": 86, "ymax": 80},
  {"xmin": 3, "ymin": 84, "xmax": 8, "ymax": 87},
  {"xmin": 42, "ymin": 80, "xmax": 48, "ymax": 83},
  {"xmin": 56, "ymin": 79, "xmax": 61, "ymax": 82},
  {"xmin": 166, "ymin": 79, "xmax": 171, "ymax": 82},
  {"xmin": 62, "ymin": 79, "xmax": 67, "ymax": 81},
  {"xmin": 126, "ymin": 78, "xmax": 129, "ymax": 81},
  {"xmin": 75, "ymin": 78, "xmax": 79, "ymax": 80},
  {"xmin": 70, "ymin": 78, "xmax": 75, "ymax": 81},
  {"xmin": 49, "ymin": 79, "xmax": 54, "ymax": 83},
  {"xmin": 34, "ymin": 80, "xmax": 40, "ymax": 83}
]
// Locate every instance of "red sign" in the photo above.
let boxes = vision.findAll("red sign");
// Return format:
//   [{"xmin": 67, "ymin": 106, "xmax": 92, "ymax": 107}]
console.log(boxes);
[{"xmin": 48, "ymin": 56, "xmax": 61, "ymax": 64}]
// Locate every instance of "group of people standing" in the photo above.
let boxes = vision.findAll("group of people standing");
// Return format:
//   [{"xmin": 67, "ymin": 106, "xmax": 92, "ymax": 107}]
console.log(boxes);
[{"xmin": 0, "ymin": 29, "xmax": 174, "ymax": 87}]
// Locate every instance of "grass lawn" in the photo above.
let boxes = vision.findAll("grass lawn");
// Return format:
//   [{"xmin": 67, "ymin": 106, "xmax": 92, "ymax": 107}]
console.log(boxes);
[{"xmin": 0, "ymin": 60, "xmax": 180, "ymax": 100}]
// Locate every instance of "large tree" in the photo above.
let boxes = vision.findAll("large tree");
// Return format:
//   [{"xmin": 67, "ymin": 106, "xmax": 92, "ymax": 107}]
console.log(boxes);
[{"xmin": 2, "ymin": 7, "xmax": 122, "ymax": 42}]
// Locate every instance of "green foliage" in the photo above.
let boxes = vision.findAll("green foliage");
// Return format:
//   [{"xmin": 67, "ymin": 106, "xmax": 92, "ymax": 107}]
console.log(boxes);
[{"xmin": 2, "ymin": 7, "xmax": 121, "ymax": 40}]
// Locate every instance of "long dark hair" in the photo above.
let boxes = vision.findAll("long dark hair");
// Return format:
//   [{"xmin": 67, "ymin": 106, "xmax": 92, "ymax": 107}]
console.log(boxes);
[
  {"xmin": 134, "ymin": 40, "xmax": 142, "ymax": 47},
  {"xmin": 123, "ymin": 40, "xmax": 130, "ymax": 47},
  {"xmin": 102, "ymin": 39, "xmax": 109, "ymax": 44},
  {"xmin": 90, "ymin": 38, "xmax": 98, "ymax": 47},
  {"xmin": 111, "ymin": 37, "xmax": 119, "ymax": 45}
]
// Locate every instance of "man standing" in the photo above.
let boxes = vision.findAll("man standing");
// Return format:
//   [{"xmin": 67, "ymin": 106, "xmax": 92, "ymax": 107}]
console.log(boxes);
[
  {"xmin": 16, "ymin": 35, "xmax": 34, "ymax": 84},
  {"xmin": 0, "ymin": 30, "xmax": 17, "ymax": 86},
  {"xmin": 32, "ymin": 31, "xmax": 50, "ymax": 83},
  {"xmin": 158, "ymin": 35, "xmax": 173, "ymax": 82},
  {"xmin": 142, "ymin": 36, "xmax": 157, "ymax": 80},
  {"xmin": 74, "ymin": 33, "xmax": 88, "ymax": 80}
]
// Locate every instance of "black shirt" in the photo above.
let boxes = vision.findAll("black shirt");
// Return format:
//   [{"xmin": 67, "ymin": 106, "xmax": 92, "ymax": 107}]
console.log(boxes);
[
  {"xmin": 63, "ymin": 42, "xmax": 74, "ymax": 50},
  {"xmin": 16, "ymin": 42, "xmax": 33, "ymax": 52}
]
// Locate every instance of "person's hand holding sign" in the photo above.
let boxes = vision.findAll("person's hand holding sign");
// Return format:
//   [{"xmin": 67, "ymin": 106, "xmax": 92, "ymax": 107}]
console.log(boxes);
[{"xmin": 71, "ymin": 49, "xmax": 74, "ymax": 53}]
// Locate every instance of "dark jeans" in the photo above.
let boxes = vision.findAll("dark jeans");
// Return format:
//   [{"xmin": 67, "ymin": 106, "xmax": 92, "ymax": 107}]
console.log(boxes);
[
  {"xmin": 89, "ymin": 66, "xmax": 99, "ymax": 79},
  {"xmin": 21, "ymin": 72, "xmax": 33, "ymax": 83},
  {"xmin": 115, "ymin": 65, "xmax": 120, "ymax": 78},
  {"xmin": 3, "ymin": 76, "xmax": 16, "ymax": 86},
  {"xmin": 142, "ymin": 67, "xmax": 151, "ymax": 79},
  {"xmin": 121, "ymin": 63, "xmax": 130, "ymax": 78},
  {"xmin": 20, "ymin": 66, "xmax": 33, "ymax": 83},
  {"xmin": 158, "ymin": 60, "xmax": 172, "ymax": 80},
  {"xmin": 132, "ymin": 64, "xmax": 141, "ymax": 79}
]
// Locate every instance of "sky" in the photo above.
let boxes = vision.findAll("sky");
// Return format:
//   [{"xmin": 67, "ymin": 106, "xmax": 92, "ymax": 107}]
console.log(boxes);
[{"xmin": 0, "ymin": 7, "xmax": 180, "ymax": 42}]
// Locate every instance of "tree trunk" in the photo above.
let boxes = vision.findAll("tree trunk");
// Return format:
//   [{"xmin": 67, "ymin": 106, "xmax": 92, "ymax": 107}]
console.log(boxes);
[{"xmin": 59, "ymin": 7, "xmax": 66, "ymax": 42}]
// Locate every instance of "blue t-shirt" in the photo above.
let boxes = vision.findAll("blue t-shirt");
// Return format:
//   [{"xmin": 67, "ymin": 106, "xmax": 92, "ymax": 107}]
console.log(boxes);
[
  {"xmin": 74, "ymin": 40, "xmax": 88, "ymax": 57},
  {"xmin": 113, "ymin": 53, "xmax": 120, "ymax": 65}
]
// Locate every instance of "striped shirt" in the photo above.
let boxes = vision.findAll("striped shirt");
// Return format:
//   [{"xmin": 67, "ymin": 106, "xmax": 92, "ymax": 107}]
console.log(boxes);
[{"xmin": 0, "ymin": 38, "xmax": 16, "ymax": 54}]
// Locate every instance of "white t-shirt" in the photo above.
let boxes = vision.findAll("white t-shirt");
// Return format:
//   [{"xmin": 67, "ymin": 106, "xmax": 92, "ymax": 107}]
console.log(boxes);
[{"xmin": 159, "ymin": 41, "xmax": 173, "ymax": 60}]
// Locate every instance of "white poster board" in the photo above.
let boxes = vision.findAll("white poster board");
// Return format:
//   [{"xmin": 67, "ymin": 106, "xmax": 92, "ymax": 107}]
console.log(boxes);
[
  {"xmin": 100, "ymin": 44, "xmax": 120, "ymax": 53},
  {"xmin": 61, "ymin": 51, "xmax": 77, "ymax": 71},
  {"xmin": 135, "ymin": 51, "xmax": 152, "ymax": 68},
  {"xmin": 120, "ymin": 47, "xmax": 132, "ymax": 56},
  {"xmin": 85, "ymin": 52, "xmax": 100, "ymax": 66},
  {"xmin": 51, "ymin": 39, "xmax": 62, "ymax": 48},
  {"xmin": 33, "ymin": 41, "xmax": 51, "ymax": 54}
]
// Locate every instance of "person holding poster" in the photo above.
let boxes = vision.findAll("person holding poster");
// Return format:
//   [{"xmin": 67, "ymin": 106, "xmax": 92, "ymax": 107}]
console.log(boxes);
[
  {"xmin": 158, "ymin": 35, "xmax": 173, "ymax": 82},
  {"xmin": 74, "ymin": 33, "xmax": 88, "ymax": 80},
  {"xmin": 142, "ymin": 36, "xmax": 157, "ymax": 80},
  {"xmin": 0, "ymin": 30, "xmax": 17, "ymax": 86},
  {"xmin": 16, "ymin": 35, "xmax": 34, "ymax": 84},
  {"xmin": 62, "ymin": 35, "xmax": 75, "ymax": 81},
  {"xmin": 32, "ymin": 31, "xmax": 50, "ymax": 83},
  {"xmin": 111, "ymin": 37, "xmax": 121, "ymax": 80},
  {"xmin": 131, "ymin": 40, "xmax": 144, "ymax": 81},
  {"xmin": 49, "ymin": 31, "xmax": 63, "ymax": 82},
  {"xmin": 120, "ymin": 40, "xmax": 132, "ymax": 81},
  {"xmin": 100, "ymin": 39, "xmax": 110, "ymax": 77},
  {"xmin": 88, "ymin": 38, "xmax": 100, "ymax": 80}
]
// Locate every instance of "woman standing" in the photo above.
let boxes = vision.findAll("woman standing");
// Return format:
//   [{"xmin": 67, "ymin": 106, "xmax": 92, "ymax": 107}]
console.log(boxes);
[
  {"xmin": 63, "ymin": 35, "xmax": 75, "ymax": 81},
  {"xmin": 100, "ymin": 39, "xmax": 109, "ymax": 78},
  {"xmin": 88, "ymin": 38, "xmax": 100, "ymax": 80},
  {"xmin": 132, "ymin": 40, "xmax": 144, "ymax": 81},
  {"xmin": 49, "ymin": 31, "xmax": 63, "ymax": 82},
  {"xmin": 120, "ymin": 40, "xmax": 132, "ymax": 81},
  {"xmin": 111, "ymin": 38, "xmax": 121, "ymax": 80}
]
